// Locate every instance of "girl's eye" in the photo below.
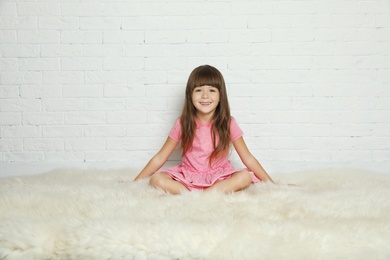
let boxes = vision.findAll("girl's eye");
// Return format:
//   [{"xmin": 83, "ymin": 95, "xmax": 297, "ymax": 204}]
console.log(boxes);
[{"xmin": 194, "ymin": 89, "xmax": 201, "ymax": 92}]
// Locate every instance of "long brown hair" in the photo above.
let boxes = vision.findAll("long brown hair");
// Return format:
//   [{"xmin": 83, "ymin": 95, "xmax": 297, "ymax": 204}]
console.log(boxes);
[{"xmin": 180, "ymin": 65, "xmax": 231, "ymax": 165}]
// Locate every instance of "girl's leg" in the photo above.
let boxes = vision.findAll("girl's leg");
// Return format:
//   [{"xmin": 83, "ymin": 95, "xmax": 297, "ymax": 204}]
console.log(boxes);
[
  {"xmin": 206, "ymin": 170, "xmax": 252, "ymax": 193},
  {"xmin": 149, "ymin": 172, "xmax": 189, "ymax": 194}
]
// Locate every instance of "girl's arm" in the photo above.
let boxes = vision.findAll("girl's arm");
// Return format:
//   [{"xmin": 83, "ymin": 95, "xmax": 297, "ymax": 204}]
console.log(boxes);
[
  {"xmin": 232, "ymin": 137, "xmax": 274, "ymax": 183},
  {"xmin": 133, "ymin": 137, "xmax": 178, "ymax": 181}
]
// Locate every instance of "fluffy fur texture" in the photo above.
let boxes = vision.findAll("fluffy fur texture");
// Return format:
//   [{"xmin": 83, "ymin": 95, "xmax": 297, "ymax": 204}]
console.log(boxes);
[{"xmin": 0, "ymin": 168, "xmax": 389, "ymax": 259}]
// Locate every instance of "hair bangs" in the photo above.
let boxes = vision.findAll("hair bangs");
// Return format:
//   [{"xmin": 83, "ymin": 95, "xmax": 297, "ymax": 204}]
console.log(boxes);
[{"xmin": 191, "ymin": 66, "xmax": 222, "ymax": 90}]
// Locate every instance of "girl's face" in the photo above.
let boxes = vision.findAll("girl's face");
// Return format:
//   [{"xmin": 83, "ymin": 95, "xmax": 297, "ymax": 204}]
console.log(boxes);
[{"xmin": 192, "ymin": 85, "xmax": 220, "ymax": 120}]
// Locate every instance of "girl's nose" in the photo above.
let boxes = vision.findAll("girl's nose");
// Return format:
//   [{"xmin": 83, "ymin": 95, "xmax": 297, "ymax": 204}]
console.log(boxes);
[{"xmin": 202, "ymin": 91, "xmax": 208, "ymax": 98}]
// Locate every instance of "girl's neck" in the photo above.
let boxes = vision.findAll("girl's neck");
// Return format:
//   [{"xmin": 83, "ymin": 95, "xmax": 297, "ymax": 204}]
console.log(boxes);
[{"xmin": 195, "ymin": 113, "xmax": 213, "ymax": 124}]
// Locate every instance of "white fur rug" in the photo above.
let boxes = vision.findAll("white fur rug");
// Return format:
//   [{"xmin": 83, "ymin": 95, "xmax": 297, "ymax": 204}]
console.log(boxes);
[{"xmin": 0, "ymin": 168, "xmax": 389, "ymax": 260}]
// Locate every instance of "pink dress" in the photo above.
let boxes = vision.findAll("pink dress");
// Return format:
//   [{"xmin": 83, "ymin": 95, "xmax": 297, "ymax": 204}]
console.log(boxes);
[{"xmin": 160, "ymin": 117, "xmax": 260, "ymax": 190}]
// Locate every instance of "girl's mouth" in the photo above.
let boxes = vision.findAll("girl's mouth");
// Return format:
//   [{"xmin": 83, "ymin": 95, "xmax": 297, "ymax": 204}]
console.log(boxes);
[{"xmin": 200, "ymin": 102, "xmax": 211, "ymax": 105}]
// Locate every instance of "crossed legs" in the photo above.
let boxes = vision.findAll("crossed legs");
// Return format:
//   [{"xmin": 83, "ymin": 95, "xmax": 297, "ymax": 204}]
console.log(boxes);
[
  {"xmin": 206, "ymin": 170, "xmax": 252, "ymax": 193},
  {"xmin": 149, "ymin": 170, "xmax": 253, "ymax": 194},
  {"xmin": 149, "ymin": 172, "xmax": 189, "ymax": 194}
]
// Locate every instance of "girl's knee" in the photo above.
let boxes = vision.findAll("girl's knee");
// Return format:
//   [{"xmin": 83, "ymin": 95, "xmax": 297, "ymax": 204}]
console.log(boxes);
[
  {"xmin": 236, "ymin": 170, "xmax": 252, "ymax": 187},
  {"xmin": 149, "ymin": 172, "xmax": 167, "ymax": 188}
]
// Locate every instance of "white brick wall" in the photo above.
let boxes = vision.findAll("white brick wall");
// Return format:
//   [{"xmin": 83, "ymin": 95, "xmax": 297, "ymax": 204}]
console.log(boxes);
[{"xmin": 1, "ymin": 0, "xmax": 390, "ymax": 176}]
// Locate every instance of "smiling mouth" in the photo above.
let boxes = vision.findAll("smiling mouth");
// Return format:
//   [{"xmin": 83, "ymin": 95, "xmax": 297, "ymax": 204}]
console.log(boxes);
[{"xmin": 200, "ymin": 102, "xmax": 212, "ymax": 105}]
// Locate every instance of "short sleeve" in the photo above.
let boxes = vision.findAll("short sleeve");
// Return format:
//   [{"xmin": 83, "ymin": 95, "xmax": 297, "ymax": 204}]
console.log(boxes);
[
  {"xmin": 168, "ymin": 118, "xmax": 182, "ymax": 142},
  {"xmin": 230, "ymin": 117, "xmax": 243, "ymax": 142}
]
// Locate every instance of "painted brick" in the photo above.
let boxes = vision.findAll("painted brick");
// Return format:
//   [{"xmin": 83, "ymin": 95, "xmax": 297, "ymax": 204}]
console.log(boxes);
[
  {"xmin": 373, "ymin": 151, "xmax": 390, "ymax": 162},
  {"xmin": 0, "ymin": 44, "xmax": 40, "ymax": 58},
  {"xmin": 249, "ymin": 14, "xmax": 290, "ymax": 29},
  {"xmin": 271, "ymin": 111, "xmax": 312, "ymax": 124},
  {"xmin": 20, "ymin": 85, "xmax": 62, "ymax": 98},
  {"xmin": 271, "ymin": 137, "xmax": 313, "ymax": 150},
  {"xmin": 250, "ymin": 124, "xmax": 291, "ymax": 137},
  {"xmin": 85, "ymin": 71, "xmax": 127, "ymax": 85},
  {"xmin": 229, "ymin": 56, "xmax": 270, "ymax": 70},
  {"xmin": 40, "ymin": 44, "xmax": 82, "ymax": 57},
  {"xmin": 18, "ymin": 58, "xmax": 59, "ymax": 71},
  {"xmin": 126, "ymin": 71, "xmax": 167, "ymax": 84},
  {"xmin": 17, "ymin": 2, "xmax": 60, "ymax": 16},
  {"xmin": 0, "ymin": 99, "xmax": 41, "ymax": 112},
  {"xmin": 80, "ymin": 17, "xmax": 121, "ymax": 30},
  {"xmin": 1, "ymin": 126, "xmax": 41, "ymax": 138},
  {"xmin": 103, "ymin": 31, "xmax": 144, "ymax": 44},
  {"xmin": 42, "ymin": 98, "xmax": 83, "ymax": 111},
  {"xmin": 231, "ymin": 2, "xmax": 272, "ymax": 15},
  {"xmin": 331, "ymin": 150, "xmax": 373, "ymax": 162},
  {"xmin": 145, "ymin": 30, "xmax": 187, "ymax": 44},
  {"xmin": 103, "ymin": 57, "xmax": 144, "ymax": 71},
  {"xmin": 0, "ymin": 72, "xmax": 42, "ymax": 85},
  {"xmin": 43, "ymin": 126, "xmax": 84, "ymax": 138},
  {"xmin": 65, "ymin": 112, "xmax": 106, "ymax": 125},
  {"xmin": 145, "ymin": 57, "xmax": 186, "ymax": 71},
  {"xmin": 290, "ymin": 124, "xmax": 333, "ymax": 137},
  {"xmin": 23, "ymin": 112, "xmax": 64, "ymax": 125},
  {"xmin": 224, "ymin": 71, "xmax": 252, "ymax": 84},
  {"xmin": 104, "ymin": 84, "xmax": 145, "ymax": 98},
  {"xmin": 125, "ymin": 124, "xmax": 169, "ymax": 137},
  {"xmin": 106, "ymin": 111, "xmax": 148, "ymax": 124},
  {"xmin": 102, "ymin": 3, "xmax": 144, "ymax": 16},
  {"xmin": 44, "ymin": 152, "xmax": 85, "ymax": 162},
  {"xmin": 331, "ymin": 124, "xmax": 374, "ymax": 137},
  {"xmin": 372, "ymin": 124, "xmax": 390, "ymax": 137},
  {"xmin": 0, "ymin": 31, "xmax": 16, "ymax": 44},
  {"xmin": 272, "ymin": 28, "xmax": 315, "ymax": 42},
  {"xmin": 0, "ymin": 139, "xmax": 23, "ymax": 152},
  {"xmin": 107, "ymin": 137, "xmax": 164, "ymax": 151},
  {"xmin": 3, "ymin": 152, "xmax": 43, "ymax": 162},
  {"xmin": 252, "ymin": 43, "xmax": 293, "ymax": 56},
  {"xmin": 61, "ymin": 31, "xmax": 102, "ymax": 44},
  {"xmin": 85, "ymin": 151, "xmax": 128, "ymax": 162},
  {"xmin": 83, "ymin": 98, "xmax": 125, "ymax": 111},
  {"xmin": 24, "ymin": 138, "xmax": 64, "ymax": 151},
  {"xmin": 64, "ymin": 138, "xmax": 105, "ymax": 151},
  {"xmin": 61, "ymin": 3, "xmax": 102, "ymax": 16},
  {"xmin": 122, "ymin": 17, "xmax": 164, "ymax": 30},
  {"xmin": 82, "ymin": 45, "xmax": 124, "ymax": 57},
  {"xmin": 187, "ymin": 30, "xmax": 229, "ymax": 43},
  {"xmin": 163, "ymin": 16, "xmax": 204, "ymax": 30},
  {"xmin": 229, "ymin": 29, "xmax": 272, "ymax": 43},
  {"xmin": 61, "ymin": 58, "xmax": 102, "ymax": 71},
  {"xmin": 43, "ymin": 71, "xmax": 84, "ymax": 84},
  {"xmin": 147, "ymin": 111, "xmax": 180, "ymax": 124},
  {"xmin": 0, "ymin": 86, "xmax": 19, "ymax": 98},
  {"xmin": 0, "ymin": 17, "xmax": 37, "ymax": 30},
  {"xmin": 85, "ymin": 125, "xmax": 125, "ymax": 138},
  {"xmin": 0, "ymin": 58, "xmax": 17, "ymax": 71},
  {"xmin": 38, "ymin": 17, "xmax": 79, "ymax": 30},
  {"xmin": 250, "ymin": 97, "xmax": 291, "ymax": 110},
  {"xmin": 0, "ymin": 3, "xmax": 16, "ymax": 16},
  {"xmin": 271, "ymin": 56, "xmax": 313, "ymax": 70},
  {"xmin": 18, "ymin": 30, "xmax": 60, "ymax": 44},
  {"xmin": 205, "ymin": 15, "xmax": 247, "ymax": 29},
  {"xmin": 0, "ymin": 113, "xmax": 21, "ymax": 125},
  {"xmin": 145, "ymin": 84, "xmax": 182, "ymax": 98}
]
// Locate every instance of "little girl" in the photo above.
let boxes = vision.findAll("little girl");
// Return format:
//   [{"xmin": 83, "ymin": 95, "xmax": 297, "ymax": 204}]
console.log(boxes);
[{"xmin": 134, "ymin": 65, "xmax": 274, "ymax": 194}]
